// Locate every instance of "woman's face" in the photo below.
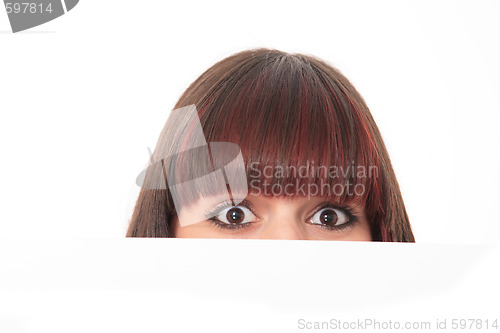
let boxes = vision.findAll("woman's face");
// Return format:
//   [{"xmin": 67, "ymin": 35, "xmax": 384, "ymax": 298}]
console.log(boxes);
[{"xmin": 172, "ymin": 195, "xmax": 372, "ymax": 240}]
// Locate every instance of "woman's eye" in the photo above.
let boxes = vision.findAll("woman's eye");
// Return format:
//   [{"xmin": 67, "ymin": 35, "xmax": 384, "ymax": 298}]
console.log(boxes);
[
  {"xmin": 214, "ymin": 206, "xmax": 257, "ymax": 225},
  {"xmin": 309, "ymin": 207, "xmax": 350, "ymax": 227}
]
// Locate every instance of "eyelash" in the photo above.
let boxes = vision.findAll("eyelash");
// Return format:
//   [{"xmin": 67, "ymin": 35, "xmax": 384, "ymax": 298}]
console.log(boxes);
[{"xmin": 206, "ymin": 201, "xmax": 359, "ymax": 232}]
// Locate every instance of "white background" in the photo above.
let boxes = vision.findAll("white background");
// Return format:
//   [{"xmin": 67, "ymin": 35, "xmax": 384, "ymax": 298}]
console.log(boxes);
[{"xmin": 1, "ymin": 1, "xmax": 499, "ymax": 332}]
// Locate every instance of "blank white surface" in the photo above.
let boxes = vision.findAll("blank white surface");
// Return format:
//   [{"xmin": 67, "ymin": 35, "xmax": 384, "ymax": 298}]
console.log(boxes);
[{"xmin": 0, "ymin": 239, "xmax": 498, "ymax": 332}]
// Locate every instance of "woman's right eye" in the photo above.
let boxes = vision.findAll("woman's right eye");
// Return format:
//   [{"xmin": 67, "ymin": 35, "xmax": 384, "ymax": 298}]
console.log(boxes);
[{"xmin": 213, "ymin": 205, "xmax": 258, "ymax": 225}]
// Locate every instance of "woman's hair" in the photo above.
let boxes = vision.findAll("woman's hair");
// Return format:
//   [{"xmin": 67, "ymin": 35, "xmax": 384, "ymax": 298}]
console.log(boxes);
[{"xmin": 127, "ymin": 48, "xmax": 414, "ymax": 242}]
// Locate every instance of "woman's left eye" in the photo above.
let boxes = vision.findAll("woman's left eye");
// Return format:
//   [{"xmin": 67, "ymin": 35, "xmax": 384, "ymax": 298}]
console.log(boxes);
[
  {"xmin": 309, "ymin": 207, "xmax": 350, "ymax": 228},
  {"xmin": 213, "ymin": 205, "xmax": 257, "ymax": 225}
]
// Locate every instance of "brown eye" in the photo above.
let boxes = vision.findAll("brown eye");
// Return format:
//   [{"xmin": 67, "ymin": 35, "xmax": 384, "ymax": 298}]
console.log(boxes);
[
  {"xmin": 226, "ymin": 207, "xmax": 245, "ymax": 224},
  {"xmin": 319, "ymin": 209, "xmax": 338, "ymax": 225},
  {"xmin": 309, "ymin": 207, "xmax": 349, "ymax": 227},
  {"xmin": 215, "ymin": 205, "xmax": 257, "ymax": 225}
]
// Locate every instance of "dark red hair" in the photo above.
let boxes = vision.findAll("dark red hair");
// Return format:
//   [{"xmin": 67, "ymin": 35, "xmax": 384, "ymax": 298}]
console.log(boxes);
[{"xmin": 128, "ymin": 48, "xmax": 414, "ymax": 242}]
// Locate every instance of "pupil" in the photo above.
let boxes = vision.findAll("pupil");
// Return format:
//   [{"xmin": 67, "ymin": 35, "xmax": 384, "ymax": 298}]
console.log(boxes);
[
  {"xmin": 321, "ymin": 209, "xmax": 338, "ymax": 225},
  {"xmin": 226, "ymin": 207, "xmax": 244, "ymax": 223}
]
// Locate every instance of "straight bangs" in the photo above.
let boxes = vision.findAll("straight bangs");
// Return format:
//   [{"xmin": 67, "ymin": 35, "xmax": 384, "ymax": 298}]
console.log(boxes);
[{"xmin": 162, "ymin": 50, "xmax": 383, "ymax": 217}]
